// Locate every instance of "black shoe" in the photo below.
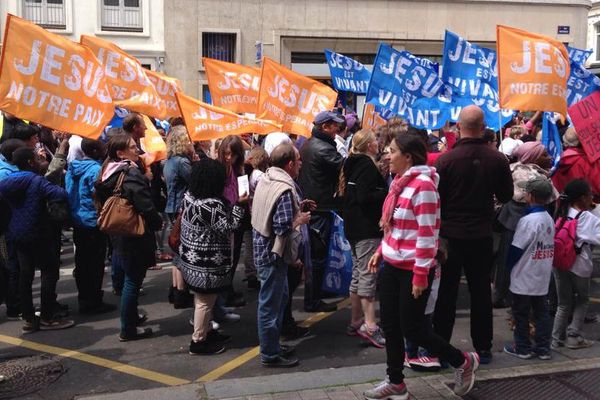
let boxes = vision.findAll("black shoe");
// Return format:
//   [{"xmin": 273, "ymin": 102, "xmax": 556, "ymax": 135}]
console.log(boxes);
[
  {"xmin": 304, "ymin": 301, "xmax": 336, "ymax": 313},
  {"xmin": 119, "ymin": 328, "xmax": 153, "ymax": 342},
  {"xmin": 246, "ymin": 276, "xmax": 260, "ymax": 290},
  {"xmin": 137, "ymin": 312, "xmax": 148, "ymax": 326},
  {"xmin": 492, "ymin": 299, "xmax": 509, "ymax": 309},
  {"xmin": 225, "ymin": 291, "xmax": 246, "ymax": 308},
  {"xmin": 477, "ymin": 349, "xmax": 493, "ymax": 365},
  {"xmin": 279, "ymin": 344, "xmax": 296, "ymax": 358},
  {"xmin": 207, "ymin": 329, "xmax": 231, "ymax": 344},
  {"xmin": 281, "ymin": 325, "xmax": 310, "ymax": 341},
  {"xmin": 80, "ymin": 302, "xmax": 117, "ymax": 315},
  {"xmin": 189, "ymin": 339, "xmax": 225, "ymax": 355},
  {"xmin": 173, "ymin": 289, "xmax": 194, "ymax": 309},
  {"xmin": 261, "ymin": 355, "xmax": 299, "ymax": 368}
]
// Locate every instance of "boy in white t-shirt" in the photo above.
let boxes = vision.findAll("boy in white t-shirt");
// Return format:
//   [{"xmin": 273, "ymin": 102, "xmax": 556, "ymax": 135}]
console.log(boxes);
[{"xmin": 503, "ymin": 177, "xmax": 555, "ymax": 360}]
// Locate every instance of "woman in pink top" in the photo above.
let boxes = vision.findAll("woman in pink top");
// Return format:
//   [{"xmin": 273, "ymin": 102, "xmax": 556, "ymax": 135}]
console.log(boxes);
[{"xmin": 363, "ymin": 134, "xmax": 479, "ymax": 400}]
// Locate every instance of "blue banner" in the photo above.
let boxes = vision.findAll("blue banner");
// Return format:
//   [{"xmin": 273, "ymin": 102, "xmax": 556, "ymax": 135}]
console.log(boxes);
[
  {"xmin": 441, "ymin": 30, "xmax": 513, "ymax": 130},
  {"xmin": 567, "ymin": 60, "xmax": 600, "ymax": 107},
  {"xmin": 365, "ymin": 43, "xmax": 452, "ymax": 129},
  {"xmin": 322, "ymin": 212, "xmax": 353, "ymax": 295},
  {"xmin": 325, "ymin": 49, "xmax": 372, "ymax": 94},
  {"xmin": 541, "ymin": 112, "xmax": 562, "ymax": 175},
  {"xmin": 568, "ymin": 46, "xmax": 593, "ymax": 66}
]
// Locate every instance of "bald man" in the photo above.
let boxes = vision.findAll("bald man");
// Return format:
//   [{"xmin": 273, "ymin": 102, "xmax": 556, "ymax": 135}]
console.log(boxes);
[{"xmin": 433, "ymin": 106, "xmax": 513, "ymax": 364}]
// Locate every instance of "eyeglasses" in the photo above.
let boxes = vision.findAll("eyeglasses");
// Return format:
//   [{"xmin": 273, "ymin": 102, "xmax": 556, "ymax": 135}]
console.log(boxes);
[{"xmin": 128, "ymin": 145, "xmax": 138, "ymax": 150}]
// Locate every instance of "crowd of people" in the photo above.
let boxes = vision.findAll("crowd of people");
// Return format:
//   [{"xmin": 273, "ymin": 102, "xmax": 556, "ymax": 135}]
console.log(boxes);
[{"xmin": 0, "ymin": 103, "xmax": 599, "ymax": 400}]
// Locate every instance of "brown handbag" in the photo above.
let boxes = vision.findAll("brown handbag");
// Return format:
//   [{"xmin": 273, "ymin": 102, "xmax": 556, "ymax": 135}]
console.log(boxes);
[
  {"xmin": 97, "ymin": 171, "xmax": 145, "ymax": 237},
  {"xmin": 168, "ymin": 212, "xmax": 182, "ymax": 254}
]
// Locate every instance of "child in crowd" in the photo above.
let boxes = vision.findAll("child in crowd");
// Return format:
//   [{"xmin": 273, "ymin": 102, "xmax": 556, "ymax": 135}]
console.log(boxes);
[
  {"xmin": 551, "ymin": 179, "xmax": 600, "ymax": 350},
  {"xmin": 503, "ymin": 177, "xmax": 555, "ymax": 360}
]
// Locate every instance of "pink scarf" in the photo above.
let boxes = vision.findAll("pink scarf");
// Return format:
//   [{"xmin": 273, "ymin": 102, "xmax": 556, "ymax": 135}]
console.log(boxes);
[{"xmin": 379, "ymin": 166, "xmax": 438, "ymax": 233}]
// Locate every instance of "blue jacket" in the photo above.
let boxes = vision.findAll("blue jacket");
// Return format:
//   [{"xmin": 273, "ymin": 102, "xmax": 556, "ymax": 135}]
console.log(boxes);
[
  {"xmin": 0, "ymin": 171, "xmax": 67, "ymax": 243},
  {"xmin": 0, "ymin": 154, "xmax": 19, "ymax": 181},
  {"xmin": 65, "ymin": 159, "xmax": 102, "ymax": 228},
  {"xmin": 163, "ymin": 155, "xmax": 191, "ymax": 214}
]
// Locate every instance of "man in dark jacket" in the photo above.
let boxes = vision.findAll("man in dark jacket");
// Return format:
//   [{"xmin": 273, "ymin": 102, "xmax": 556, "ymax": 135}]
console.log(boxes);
[
  {"xmin": 433, "ymin": 105, "xmax": 513, "ymax": 364},
  {"xmin": 0, "ymin": 147, "xmax": 74, "ymax": 333},
  {"xmin": 298, "ymin": 111, "xmax": 344, "ymax": 312}
]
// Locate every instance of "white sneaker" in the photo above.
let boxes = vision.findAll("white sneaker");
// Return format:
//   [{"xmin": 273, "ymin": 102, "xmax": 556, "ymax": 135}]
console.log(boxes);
[
  {"xmin": 221, "ymin": 312, "xmax": 240, "ymax": 323},
  {"xmin": 189, "ymin": 318, "xmax": 220, "ymax": 331}
]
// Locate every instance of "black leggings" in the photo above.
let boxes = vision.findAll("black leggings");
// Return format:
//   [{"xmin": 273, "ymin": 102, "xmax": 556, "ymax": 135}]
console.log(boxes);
[{"xmin": 379, "ymin": 263, "xmax": 464, "ymax": 384}]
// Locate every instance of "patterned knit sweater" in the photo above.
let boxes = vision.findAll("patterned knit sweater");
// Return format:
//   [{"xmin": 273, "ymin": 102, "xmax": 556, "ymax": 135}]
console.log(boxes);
[
  {"xmin": 380, "ymin": 165, "xmax": 440, "ymax": 288},
  {"xmin": 178, "ymin": 193, "xmax": 244, "ymax": 293}
]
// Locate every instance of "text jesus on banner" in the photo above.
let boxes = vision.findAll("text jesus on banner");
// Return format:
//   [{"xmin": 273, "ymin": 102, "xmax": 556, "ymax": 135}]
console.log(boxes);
[
  {"xmin": 568, "ymin": 91, "xmax": 600, "ymax": 163},
  {"xmin": 365, "ymin": 43, "xmax": 451, "ymax": 130},
  {"xmin": 81, "ymin": 35, "xmax": 168, "ymax": 119},
  {"xmin": 0, "ymin": 15, "xmax": 113, "ymax": 138},
  {"xmin": 325, "ymin": 50, "xmax": 371, "ymax": 94},
  {"xmin": 176, "ymin": 92, "xmax": 281, "ymax": 141},
  {"xmin": 497, "ymin": 25, "xmax": 570, "ymax": 117},
  {"xmin": 203, "ymin": 58, "xmax": 261, "ymax": 114},
  {"xmin": 442, "ymin": 30, "xmax": 513, "ymax": 130},
  {"xmin": 256, "ymin": 57, "xmax": 337, "ymax": 137}
]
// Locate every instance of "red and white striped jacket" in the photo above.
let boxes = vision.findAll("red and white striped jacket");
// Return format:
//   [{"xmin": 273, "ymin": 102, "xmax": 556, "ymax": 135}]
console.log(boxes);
[{"xmin": 380, "ymin": 165, "xmax": 440, "ymax": 287}]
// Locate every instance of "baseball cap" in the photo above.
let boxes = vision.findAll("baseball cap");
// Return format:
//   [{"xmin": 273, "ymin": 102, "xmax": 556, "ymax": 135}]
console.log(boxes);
[
  {"xmin": 314, "ymin": 111, "xmax": 344, "ymax": 125},
  {"xmin": 517, "ymin": 177, "xmax": 553, "ymax": 201}
]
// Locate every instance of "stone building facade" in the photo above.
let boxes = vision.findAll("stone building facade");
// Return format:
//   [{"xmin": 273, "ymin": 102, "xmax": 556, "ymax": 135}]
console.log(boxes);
[{"xmin": 164, "ymin": 0, "xmax": 591, "ymax": 101}]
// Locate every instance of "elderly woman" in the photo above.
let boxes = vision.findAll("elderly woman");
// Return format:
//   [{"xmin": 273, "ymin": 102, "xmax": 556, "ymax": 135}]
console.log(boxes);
[
  {"xmin": 492, "ymin": 141, "xmax": 559, "ymax": 308},
  {"xmin": 164, "ymin": 125, "xmax": 196, "ymax": 309}
]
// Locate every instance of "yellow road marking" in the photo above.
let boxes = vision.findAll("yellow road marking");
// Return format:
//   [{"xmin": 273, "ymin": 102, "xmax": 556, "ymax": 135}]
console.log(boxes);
[
  {"xmin": 0, "ymin": 334, "xmax": 190, "ymax": 386},
  {"xmin": 197, "ymin": 298, "xmax": 352, "ymax": 382}
]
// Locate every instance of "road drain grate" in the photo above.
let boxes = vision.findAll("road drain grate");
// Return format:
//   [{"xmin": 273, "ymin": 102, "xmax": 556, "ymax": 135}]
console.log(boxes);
[
  {"xmin": 463, "ymin": 368, "xmax": 600, "ymax": 400},
  {"xmin": 0, "ymin": 355, "xmax": 65, "ymax": 399}
]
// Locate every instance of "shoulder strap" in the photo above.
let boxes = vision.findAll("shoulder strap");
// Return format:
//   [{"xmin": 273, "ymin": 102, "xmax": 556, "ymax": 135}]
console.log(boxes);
[
  {"xmin": 112, "ymin": 170, "xmax": 127, "ymax": 195},
  {"xmin": 575, "ymin": 210, "xmax": 584, "ymax": 220}
]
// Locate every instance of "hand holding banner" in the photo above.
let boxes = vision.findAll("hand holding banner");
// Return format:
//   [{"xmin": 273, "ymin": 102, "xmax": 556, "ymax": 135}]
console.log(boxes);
[
  {"xmin": 203, "ymin": 58, "xmax": 260, "ymax": 114},
  {"xmin": 257, "ymin": 57, "xmax": 337, "ymax": 137},
  {"xmin": 568, "ymin": 91, "xmax": 600, "ymax": 163},
  {"xmin": 176, "ymin": 92, "xmax": 281, "ymax": 141},
  {"xmin": 497, "ymin": 25, "xmax": 570, "ymax": 117},
  {"xmin": 325, "ymin": 50, "xmax": 371, "ymax": 94},
  {"xmin": 0, "ymin": 15, "xmax": 113, "ymax": 138}
]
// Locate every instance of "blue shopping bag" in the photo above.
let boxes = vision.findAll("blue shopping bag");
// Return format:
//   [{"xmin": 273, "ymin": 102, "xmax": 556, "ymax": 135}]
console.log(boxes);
[{"xmin": 322, "ymin": 212, "xmax": 353, "ymax": 295}]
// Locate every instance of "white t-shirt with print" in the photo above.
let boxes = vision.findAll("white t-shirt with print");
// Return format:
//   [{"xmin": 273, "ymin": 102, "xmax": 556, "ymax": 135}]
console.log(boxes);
[{"xmin": 510, "ymin": 210, "xmax": 555, "ymax": 296}]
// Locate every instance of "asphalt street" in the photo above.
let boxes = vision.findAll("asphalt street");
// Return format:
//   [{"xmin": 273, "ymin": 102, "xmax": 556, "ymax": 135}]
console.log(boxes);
[{"xmin": 2, "ymin": 239, "xmax": 600, "ymax": 399}]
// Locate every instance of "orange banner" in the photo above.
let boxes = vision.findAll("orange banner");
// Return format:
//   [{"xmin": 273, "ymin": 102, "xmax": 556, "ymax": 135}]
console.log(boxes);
[
  {"xmin": 203, "ymin": 58, "xmax": 260, "ymax": 114},
  {"xmin": 257, "ymin": 57, "xmax": 337, "ymax": 137},
  {"xmin": 140, "ymin": 114, "xmax": 167, "ymax": 164},
  {"xmin": 176, "ymin": 92, "xmax": 281, "ymax": 141},
  {"xmin": 362, "ymin": 103, "xmax": 387, "ymax": 131},
  {"xmin": 497, "ymin": 25, "xmax": 570, "ymax": 117},
  {"xmin": 0, "ymin": 15, "xmax": 113, "ymax": 138},
  {"xmin": 80, "ymin": 35, "xmax": 168, "ymax": 119},
  {"xmin": 146, "ymin": 70, "xmax": 182, "ymax": 119}
]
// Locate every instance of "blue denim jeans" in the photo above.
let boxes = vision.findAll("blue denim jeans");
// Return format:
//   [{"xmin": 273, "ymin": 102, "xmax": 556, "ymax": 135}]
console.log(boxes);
[
  {"xmin": 116, "ymin": 251, "xmax": 147, "ymax": 336},
  {"xmin": 511, "ymin": 292, "xmax": 550, "ymax": 354},
  {"xmin": 111, "ymin": 251, "xmax": 124, "ymax": 292},
  {"xmin": 257, "ymin": 258, "xmax": 289, "ymax": 362}
]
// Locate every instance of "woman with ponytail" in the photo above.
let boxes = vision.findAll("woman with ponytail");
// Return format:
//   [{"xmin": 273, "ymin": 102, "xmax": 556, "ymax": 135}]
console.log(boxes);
[
  {"xmin": 551, "ymin": 179, "xmax": 600, "ymax": 350},
  {"xmin": 340, "ymin": 129, "xmax": 387, "ymax": 348},
  {"xmin": 363, "ymin": 133, "xmax": 478, "ymax": 400}
]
